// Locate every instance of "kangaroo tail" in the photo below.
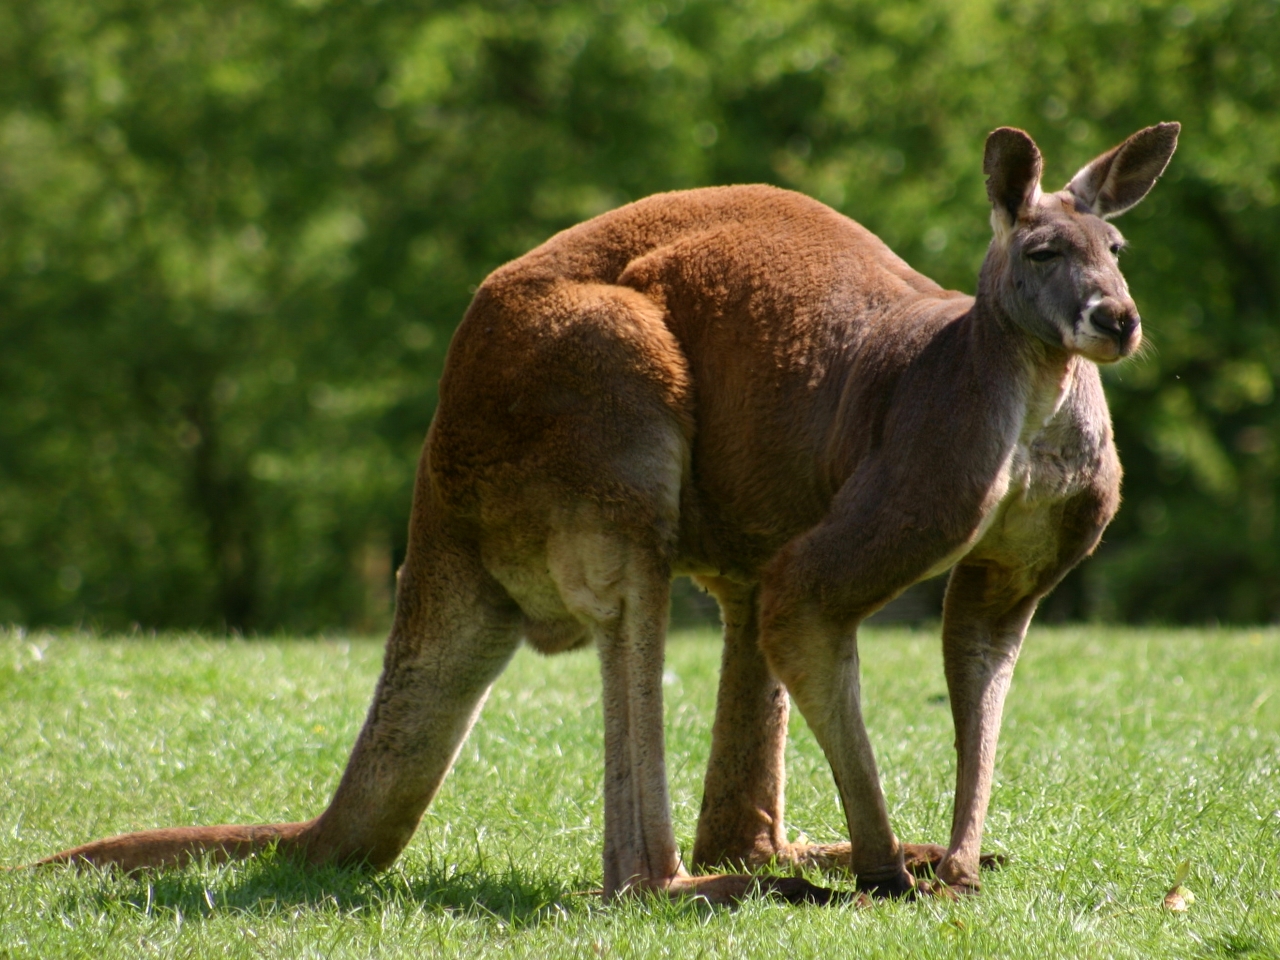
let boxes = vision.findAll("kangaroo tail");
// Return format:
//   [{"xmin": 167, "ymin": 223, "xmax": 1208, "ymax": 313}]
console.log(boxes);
[
  {"xmin": 24, "ymin": 450, "xmax": 522, "ymax": 879},
  {"xmin": 26, "ymin": 821, "xmax": 316, "ymax": 872}
]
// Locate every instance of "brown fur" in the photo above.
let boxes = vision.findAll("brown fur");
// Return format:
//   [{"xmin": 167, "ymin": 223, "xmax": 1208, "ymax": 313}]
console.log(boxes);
[{"xmin": 30, "ymin": 124, "xmax": 1178, "ymax": 902}]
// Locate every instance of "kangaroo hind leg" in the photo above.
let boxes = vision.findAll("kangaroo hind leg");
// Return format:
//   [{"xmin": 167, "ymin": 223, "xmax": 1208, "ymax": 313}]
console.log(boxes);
[
  {"xmin": 553, "ymin": 537, "xmax": 830, "ymax": 905},
  {"xmin": 690, "ymin": 577, "xmax": 791, "ymax": 871},
  {"xmin": 571, "ymin": 535, "xmax": 681, "ymax": 899}
]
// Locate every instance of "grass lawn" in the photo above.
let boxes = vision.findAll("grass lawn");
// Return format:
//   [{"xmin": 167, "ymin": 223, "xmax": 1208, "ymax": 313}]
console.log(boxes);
[{"xmin": 2, "ymin": 625, "xmax": 1278, "ymax": 958}]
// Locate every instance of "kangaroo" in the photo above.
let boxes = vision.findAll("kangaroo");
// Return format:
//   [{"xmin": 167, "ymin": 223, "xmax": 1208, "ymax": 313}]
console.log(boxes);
[{"xmin": 33, "ymin": 123, "xmax": 1178, "ymax": 902}]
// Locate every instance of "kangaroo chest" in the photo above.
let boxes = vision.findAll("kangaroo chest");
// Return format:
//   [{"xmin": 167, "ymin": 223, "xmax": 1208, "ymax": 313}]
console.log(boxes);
[{"xmin": 961, "ymin": 374, "xmax": 1107, "ymax": 579}]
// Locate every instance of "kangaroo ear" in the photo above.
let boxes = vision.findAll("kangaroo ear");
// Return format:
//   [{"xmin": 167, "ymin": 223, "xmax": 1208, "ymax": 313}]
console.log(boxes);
[
  {"xmin": 1066, "ymin": 122, "xmax": 1180, "ymax": 218},
  {"xmin": 984, "ymin": 127, "xmax": 1044, "ymax": 230}
]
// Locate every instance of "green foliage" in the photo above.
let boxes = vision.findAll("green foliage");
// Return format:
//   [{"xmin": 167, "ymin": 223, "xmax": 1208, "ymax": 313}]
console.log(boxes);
[
  {"xmin": 3, "ymin": 628, "xmax": 1279, "ymax": 957},
  {"xmin": 1, "ymin": 0, "xmax": 1277, "ymax": 628}
]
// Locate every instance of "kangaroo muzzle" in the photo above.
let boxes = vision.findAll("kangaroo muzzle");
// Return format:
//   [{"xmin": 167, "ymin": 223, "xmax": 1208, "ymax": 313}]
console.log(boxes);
[{"xmin": 1083, "ymin": 294, "xmax": 1141, "ymax": 357}]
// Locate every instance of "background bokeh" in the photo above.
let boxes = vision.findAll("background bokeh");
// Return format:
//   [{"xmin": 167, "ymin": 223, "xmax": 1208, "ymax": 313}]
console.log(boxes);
[{"xmin": 2, "ymin": 0, "xmax": 1278, "ymax": 631}]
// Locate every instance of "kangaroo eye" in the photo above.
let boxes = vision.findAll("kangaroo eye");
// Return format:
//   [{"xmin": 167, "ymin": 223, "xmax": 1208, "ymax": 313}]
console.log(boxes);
[
  {"xmin": 1109, "ymin": 243, "xmax": 1123, "ymax": 256},
  {"xmin": 1026, "ymin": 248, "xmax": 1059, "ymax": 263}
]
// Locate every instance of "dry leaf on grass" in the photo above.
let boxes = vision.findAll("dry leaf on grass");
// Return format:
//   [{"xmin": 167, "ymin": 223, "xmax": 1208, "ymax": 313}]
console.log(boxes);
[{"xmin": 1162, "ymin": 860, "xmax": 1195, "ymax": 912}]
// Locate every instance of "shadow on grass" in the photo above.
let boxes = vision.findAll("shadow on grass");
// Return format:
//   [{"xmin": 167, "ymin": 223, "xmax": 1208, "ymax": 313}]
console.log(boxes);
[
  {"xmin": 66, "ymin": 852, "xmax": 595, "ymax": 927},
  {"xmin": 1200, "ymin": 933, "xmax": 1279, "ymax": 958},
  {"xmin": 56, "ymin": 853, "xmax": 847, "ymax": 928}
]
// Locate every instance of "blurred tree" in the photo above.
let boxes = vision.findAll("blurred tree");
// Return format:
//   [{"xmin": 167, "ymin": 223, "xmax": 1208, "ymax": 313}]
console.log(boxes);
[{"xmin": 0, "ymin": 0, "xmax": 1276, "ymax": 630}]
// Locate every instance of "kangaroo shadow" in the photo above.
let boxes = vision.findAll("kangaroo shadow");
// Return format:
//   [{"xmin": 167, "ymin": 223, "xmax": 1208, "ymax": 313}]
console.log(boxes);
[
  {"xmin": 64, "ymin": 853, "xmax": 596, "ymax": 927},
  {"xmin": 58, "ymin": 853, "xmax": 853, "ymax": 923}
]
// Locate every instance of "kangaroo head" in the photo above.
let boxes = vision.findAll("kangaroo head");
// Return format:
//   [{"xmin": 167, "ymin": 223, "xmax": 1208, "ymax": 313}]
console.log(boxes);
[{"xmin": 979, "ymin": 122, "xmax": 1180, "ymax": 363}]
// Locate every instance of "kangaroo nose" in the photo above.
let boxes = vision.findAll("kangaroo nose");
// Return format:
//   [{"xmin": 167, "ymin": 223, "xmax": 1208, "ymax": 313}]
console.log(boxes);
[{"xmin": 1089, "ymin": 296, "xmax": 1141, "ymax": 351}]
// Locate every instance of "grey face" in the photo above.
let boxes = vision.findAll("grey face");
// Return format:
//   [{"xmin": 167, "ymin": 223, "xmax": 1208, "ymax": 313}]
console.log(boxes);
[
  {"xmin": 1002, "ymin": 191, "xmax": 1141, "ymax": 363},
  {"xmin": 982, "ymin": 123, "xmax": 1178, "ymax": 363}
]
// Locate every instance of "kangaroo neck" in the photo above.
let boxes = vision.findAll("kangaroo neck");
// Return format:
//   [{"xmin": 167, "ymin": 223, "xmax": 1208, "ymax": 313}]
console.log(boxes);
[
  {"xmin": 966, "ymin": 291, "xmax": 1081, "ymax": 442},
  {"xmin": 826, "ymin": 291, "xmax": 1076, "ymax": 469}
]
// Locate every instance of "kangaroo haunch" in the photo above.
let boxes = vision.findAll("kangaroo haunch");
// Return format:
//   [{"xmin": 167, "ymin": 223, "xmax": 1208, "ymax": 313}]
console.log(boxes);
[{"xmin": 35, "ymin": 123, "xmax": 1179, "ymax": 903}]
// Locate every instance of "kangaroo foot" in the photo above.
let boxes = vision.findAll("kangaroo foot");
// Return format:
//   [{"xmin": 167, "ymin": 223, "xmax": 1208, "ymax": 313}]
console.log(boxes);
[
  {"xmin": 900, "ymin": 842, "xmax": 1007, "ymax": 877},
  {"xmin": 778, "ymin": 841, "xmax": 1005, "ymax": 879}
]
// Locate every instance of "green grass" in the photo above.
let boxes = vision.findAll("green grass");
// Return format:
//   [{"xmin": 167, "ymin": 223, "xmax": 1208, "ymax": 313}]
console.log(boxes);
[{"xmin": 2, "ymin": 626, "xmax": 1278, "ymax": 959}]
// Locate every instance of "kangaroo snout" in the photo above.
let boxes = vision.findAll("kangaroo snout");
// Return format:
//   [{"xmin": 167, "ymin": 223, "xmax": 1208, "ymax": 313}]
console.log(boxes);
[{"xmin": 1084, "ymin": 294, "xmax": 1141, "ymax": 356}]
